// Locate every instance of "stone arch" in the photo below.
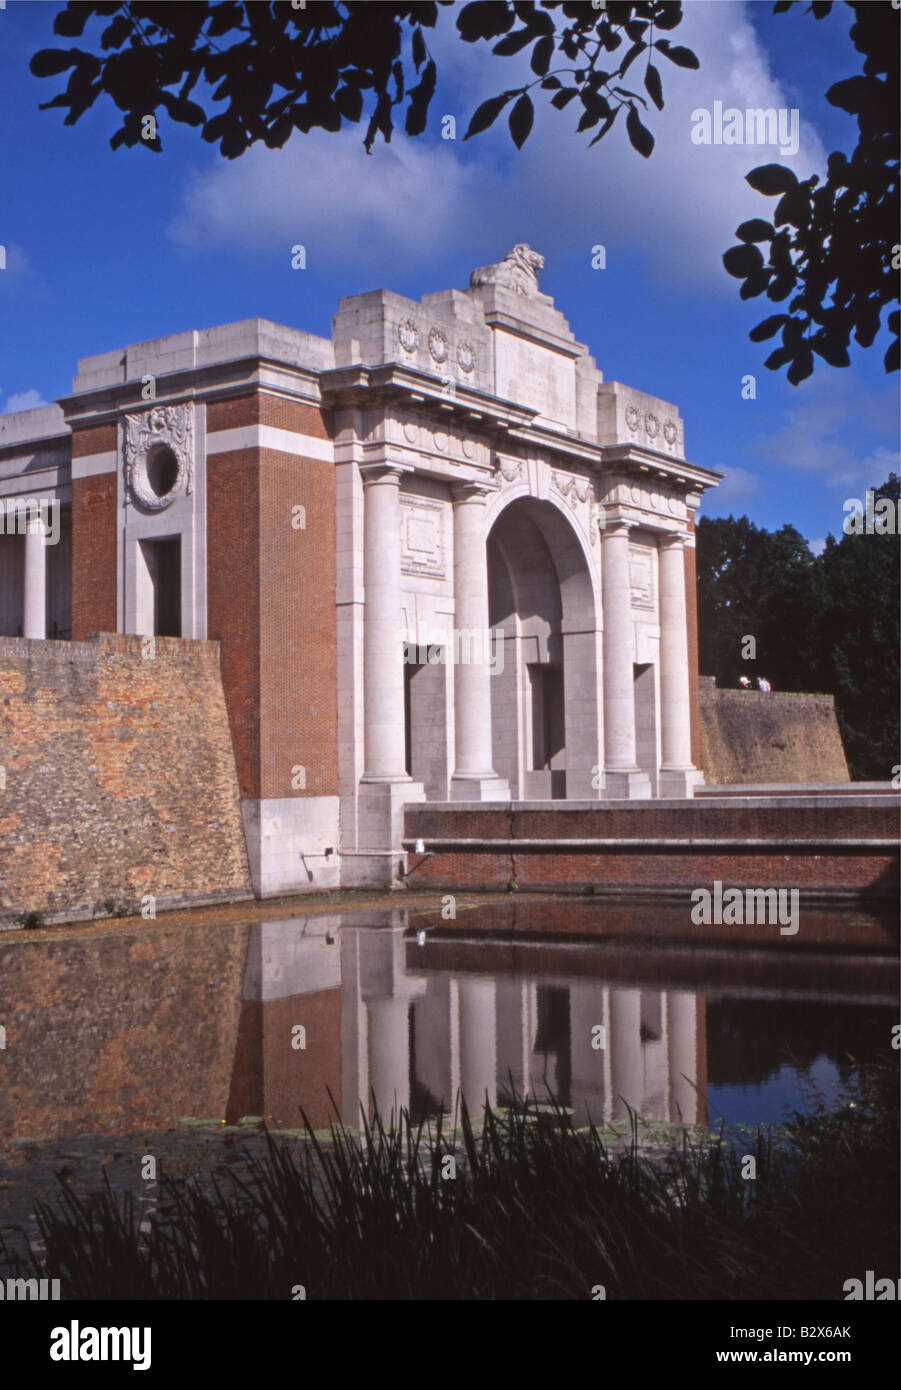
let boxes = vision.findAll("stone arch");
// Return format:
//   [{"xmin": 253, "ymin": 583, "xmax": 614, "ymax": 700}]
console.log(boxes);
[{"xmin": 486, "ymin": 495, "xmax": 601, "ymax": 800}]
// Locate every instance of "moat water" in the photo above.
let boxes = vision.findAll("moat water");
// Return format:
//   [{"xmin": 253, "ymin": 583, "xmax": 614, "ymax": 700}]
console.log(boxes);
[{"xmin": 0, "ymin": 898, "xmax": 895, "ymax": 1143}]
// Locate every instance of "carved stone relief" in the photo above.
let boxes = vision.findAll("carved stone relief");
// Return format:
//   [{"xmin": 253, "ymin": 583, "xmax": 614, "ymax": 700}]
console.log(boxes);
[
  {"xmin": 400, "ymin": 496, "xmax": 446, "ymax": 578},
  {"xmin": 629, "ymin": 545, "xmax": 655, "ymax": 611},
  {"xmin": 123, "ymin": 403, "xmax": 194, "ymax": 511}
]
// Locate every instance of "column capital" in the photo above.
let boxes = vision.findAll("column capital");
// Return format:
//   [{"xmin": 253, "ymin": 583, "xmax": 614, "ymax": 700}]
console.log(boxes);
[
  {"xmin": 359, "ymin": 463, "xmax": 407, "ymax": 488},
  {"xmin": 658, "ymin": 529, "xmax": 688, "ymax": 551},
  {"xmin": 602, "ymin": 518, "xmax": 634, "ymax": 539},
  {"xmin": 450, "ymin": 480, "xmax": 496, "ymax": 505}
]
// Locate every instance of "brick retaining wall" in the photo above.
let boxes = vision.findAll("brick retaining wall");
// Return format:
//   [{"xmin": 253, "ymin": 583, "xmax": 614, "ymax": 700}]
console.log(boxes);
[
  {"xmin": 0, "ymin": 633, "xmax": 252, "ymax": 922},
  {"xmin": 404, "ymin": 797, "xmax": 900, "ymax": 898}
]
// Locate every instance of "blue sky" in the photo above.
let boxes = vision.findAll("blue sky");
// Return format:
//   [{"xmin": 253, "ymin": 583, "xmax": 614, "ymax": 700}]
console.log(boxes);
[{"xmin": 1, "ymin": 0, "xmax": 897, "ymax": 550}]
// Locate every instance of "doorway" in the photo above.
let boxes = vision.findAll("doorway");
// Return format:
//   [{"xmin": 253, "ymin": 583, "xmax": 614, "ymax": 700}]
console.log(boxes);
[{"xmin": 140, "ymin": 536, "xmax": 182, "ymax": 637}]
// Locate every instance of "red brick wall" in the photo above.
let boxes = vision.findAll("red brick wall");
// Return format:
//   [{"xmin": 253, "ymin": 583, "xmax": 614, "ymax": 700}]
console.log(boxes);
[
  {"xmin": 206, "ymin": 447, "xmax": 261, "ymax": 799},
  {"xmin": 206, "ymin": 392, "xmax": 337, "ymax": 802},
  {"xmin": 259, "ymin": 448, "xmax": 337, "ymax": 799},
  {"xmin": 207, "ymin": 391, "xmax": 331, "ymax": 439},
  {"xmin": 71, "ymin": 423, "xmax": 117, "ymax": 459},
  {"xmin": 404, "ymin": 801, "xmax": 900, "ymax": 898},
  {"xmin": 71, "ymin": 470, "xmax": 117, "ymax": 641}
]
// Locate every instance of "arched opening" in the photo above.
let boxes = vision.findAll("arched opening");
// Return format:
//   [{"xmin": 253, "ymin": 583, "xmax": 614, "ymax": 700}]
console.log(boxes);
[{"xmin": 487, "ymin": 498, "xmax": 600, "ymax": 800}]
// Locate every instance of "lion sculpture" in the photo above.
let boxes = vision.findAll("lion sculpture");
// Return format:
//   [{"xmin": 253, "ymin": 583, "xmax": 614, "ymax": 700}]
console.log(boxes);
[{"xmin": 470, "ymin": 244, "xmax": 548, "ymax": 299}]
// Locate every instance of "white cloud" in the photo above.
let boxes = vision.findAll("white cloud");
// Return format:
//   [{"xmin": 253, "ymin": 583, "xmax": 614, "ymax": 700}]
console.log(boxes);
[
  {"xmin": 170, "ymin": 134, "xmax": 482, "ymax": 276},
  {"xmin": 749, "ymin": 376, "xmax": 900, "ymax": 489},
  {"xmin": 700, "ymin": 464, "xmax": 759, "ymax": 514},
  {"xmin": 168, "ymin": 1, "xmax": 826, "ymax": 291},
  {"xmin": 808, "ymin": 537, "xmax": 826, "ymax": 556},
  {"xmin": 4, "ymin": 388, "xmax": 48, "ymax": 413}
]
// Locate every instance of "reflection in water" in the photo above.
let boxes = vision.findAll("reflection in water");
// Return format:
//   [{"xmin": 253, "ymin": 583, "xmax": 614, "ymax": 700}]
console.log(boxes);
[{"xmin": 0, "ymin": 905, "xmax": 894, "ymax": 1142}]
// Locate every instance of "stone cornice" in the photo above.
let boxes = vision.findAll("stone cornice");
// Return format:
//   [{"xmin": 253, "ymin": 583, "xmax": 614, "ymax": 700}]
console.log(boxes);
[
  {"xmin": 57, "ymin": 356, "xmax": 325, "ymax": 429},
  {"xmin": 600, "ymin": 442, "xmax": 723, "ymax": 492},
  {"xmin": 320, "ymin": 362, "xmax": 538, "ymax": 432}
]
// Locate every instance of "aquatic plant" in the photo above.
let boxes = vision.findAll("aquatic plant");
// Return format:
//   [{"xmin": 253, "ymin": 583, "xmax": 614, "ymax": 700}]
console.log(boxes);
[{"xmin": 2, "ymin": 1067, "xmax": 896, "ymax": 1300}]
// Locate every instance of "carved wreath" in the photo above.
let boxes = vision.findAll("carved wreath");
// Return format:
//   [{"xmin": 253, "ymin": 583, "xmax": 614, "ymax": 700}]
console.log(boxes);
[
  {"xmin": 398, "ymin": 318, "xmax": 419, "ymax": 352},
  {"xmin": 457, "ymin": 341, "xmax": 475, "ymax": 373},
  {"xmin": 495, "ymin": 458, "xmax": 523, "ymax": 484},
  {"xmin": 553, "ymin": 470, "xmax": 592, "ymax": 509},
  {"xmin": 124, "ymin": 404, "xmax": 194, "ymax": 511},
  {"xmin": 428, "ymin": 327, "xmax": 448, "ymax": 363}
]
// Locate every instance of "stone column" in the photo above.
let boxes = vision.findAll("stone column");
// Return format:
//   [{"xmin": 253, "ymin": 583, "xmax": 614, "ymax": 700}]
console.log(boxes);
[
  {"xmin": 609, "ymin": 987, "xmax": 642, "ymax": 1121},
  {"xmin": 601, "ymin": 521, "xmax": 649, "ymax": 798},
  {"xmin": 367, "ymin": 996, "xmax": 410, "ymax": 1120},
  {"xmin": 657, "ymin": 532, "xmax": 703, "ymax": 797},
  {"xmin": 667, "ymin": 990, "xmax": 699, "ymax": 1124},
  {"xmin": 450, "ymin": 483, "xmax": 509, "ymax": 801},
  {"xmin": 361, "ymin": 465, "xmax": 408, "ymax": 782},
  {"xmin": 458, "ymin": 976, "xmax": 497, "ymax": 1112},
  {"xmin": 23, "ymin": 512, "xmax": 47, "ymax": 640},
  {"xmin": 357, "ymin": 466, "xmax": 425, "ymax": 870}
]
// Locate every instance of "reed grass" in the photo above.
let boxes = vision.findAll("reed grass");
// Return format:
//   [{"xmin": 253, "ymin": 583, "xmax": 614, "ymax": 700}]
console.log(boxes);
[{"xmin": 2, "ymin": 1064, "xmax": 896, "ymax": 1300}]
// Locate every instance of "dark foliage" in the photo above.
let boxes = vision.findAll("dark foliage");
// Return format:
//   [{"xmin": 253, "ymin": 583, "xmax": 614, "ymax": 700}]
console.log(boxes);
[
  {"xmin": 1, "ymin": 1071, "xmax": 896, "ymax": 1299},
  {"xmin": 30, "ymin": 1, "xmax": 696, "ymax": 160},
  {"xmin": 724, "ymin": 2, "xmax": 899, "ymax": 383}
]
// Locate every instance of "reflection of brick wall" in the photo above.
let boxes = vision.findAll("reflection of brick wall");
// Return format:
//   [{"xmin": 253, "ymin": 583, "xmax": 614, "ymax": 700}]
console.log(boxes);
[
  {"xmin": 405, "ymin": 800, "xmax": 899, "ymax": 898},
  {"xmin": 0, "ymin": 917, "xmax": 251, "ymax": 1143},
  {"xmin": 698, "ymin": 681, "xmax": 850, "ymax": 784},
  {"xmin": 206, "ymin": 392, "xmax": 337, "ymax": 802},
  {"xmin": 0, "ymin": 633, "xmax": 251, "ymax": 922}
]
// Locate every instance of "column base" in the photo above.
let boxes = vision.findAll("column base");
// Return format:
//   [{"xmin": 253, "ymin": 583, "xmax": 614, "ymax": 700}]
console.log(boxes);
[
  {"xmin": 241, "ymin": 796, "xmax": 341, "ymax": 897},
  {"xmin": 357, "ymin": 779, "xmax": 426, "ymax": 857},
  {"xmin": 658, "ymin": 767, "xmax": 705, "ymax": 799},
  {"xmin": 450, "ymin": 774, "xmax": 511, "ymax": 802},
  {"xmin": 602, "ymin": 769, "xmax": 652, "ymax": 800}
]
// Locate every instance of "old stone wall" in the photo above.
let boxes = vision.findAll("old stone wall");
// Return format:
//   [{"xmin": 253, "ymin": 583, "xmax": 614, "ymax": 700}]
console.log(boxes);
[
  {"xmin": 698, "ymin": 678, "xmax": 849, "ymax": 784},
  {"xmin": 0, "ymin": 633, "xmax": 251, "ymax": 923}
]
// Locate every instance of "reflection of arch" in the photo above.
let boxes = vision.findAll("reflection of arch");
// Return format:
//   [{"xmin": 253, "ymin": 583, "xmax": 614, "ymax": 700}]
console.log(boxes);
[{"xmin": 487, "ymin": 497, "xmax": 601, "ymax": 799}]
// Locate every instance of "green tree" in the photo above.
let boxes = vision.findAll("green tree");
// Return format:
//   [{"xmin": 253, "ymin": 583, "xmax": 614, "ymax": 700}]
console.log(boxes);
[
  {"xmin": 816, "ymin": 473, "xmax": 900, "ymax": 780},
  {"xmin": 696, "ymin": 478, "xmax": 900, "ymax": 781},
  {"xmin": 695, "ymin": 514, "xmax": 826, "ymax": 694}
]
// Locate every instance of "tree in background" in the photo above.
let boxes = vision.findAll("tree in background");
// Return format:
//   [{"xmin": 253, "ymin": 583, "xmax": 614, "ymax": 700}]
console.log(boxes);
[
  {"xmin": 816, "ymin": 473, "xmax": 900, "ymax": 781},
  {"xmin": 696, "ymin": 474, "xmax": 900, "ymax": 780},
  {"xmin": 696, "ymin": 514, "xmax": 826, "ymax": 693}
]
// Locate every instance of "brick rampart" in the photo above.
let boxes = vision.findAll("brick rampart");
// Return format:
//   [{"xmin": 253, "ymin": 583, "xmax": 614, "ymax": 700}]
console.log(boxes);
[
  {"xmin": 0, "ymin": 633, "xmax": 252, "ymax": 922},
  {"xmin": 698, "ymin": 680, "xmax": 849, "ymax": 784}
]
